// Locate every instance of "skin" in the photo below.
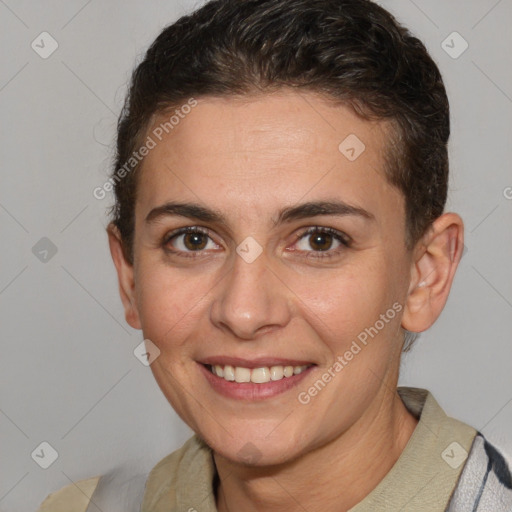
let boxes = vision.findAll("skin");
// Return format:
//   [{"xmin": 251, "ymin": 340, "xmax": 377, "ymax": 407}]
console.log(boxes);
[{"xmin": 108, "ymin": 89, "xmax": 465, "ymax": 511}]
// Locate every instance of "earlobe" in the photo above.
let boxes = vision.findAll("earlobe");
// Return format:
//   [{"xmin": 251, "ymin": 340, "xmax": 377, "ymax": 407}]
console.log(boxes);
[
  {"xmin": 107, "ymin": 223, "xmax": 142, "ymax": 330},
  {"xmin": 402, "ymin": 213, "xmax": 464, "ymax": 334}
]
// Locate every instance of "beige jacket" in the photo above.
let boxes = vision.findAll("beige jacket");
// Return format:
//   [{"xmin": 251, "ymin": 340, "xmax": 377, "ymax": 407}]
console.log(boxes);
[{"xmin": 37, "ymin": 387, "xmax": 477, "ymax": 511}]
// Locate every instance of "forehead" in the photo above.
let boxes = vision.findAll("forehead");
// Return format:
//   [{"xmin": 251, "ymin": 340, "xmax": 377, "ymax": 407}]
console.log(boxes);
[{"xmin": 136, "ymin": 91, "xmax": 402, "ymax": 226}]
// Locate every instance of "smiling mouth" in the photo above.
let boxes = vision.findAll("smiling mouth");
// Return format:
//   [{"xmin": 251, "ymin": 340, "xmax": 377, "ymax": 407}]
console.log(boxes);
[{"xmin": 205, "ymin": 363, "xmax": 313, "ymax": 384}]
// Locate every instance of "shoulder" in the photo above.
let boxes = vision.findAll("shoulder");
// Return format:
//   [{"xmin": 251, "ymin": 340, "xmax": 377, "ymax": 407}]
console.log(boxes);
[
  {"xmin": 37, "ymin": 475, "xmax": 101, "ymax": 512},
  {"xmin": 448, "ymin": 433, "xmax": 512, "ymax": 511},
  {"xmin": 36, "ymin": 436, "xmax": 210, "ymax": 512}
]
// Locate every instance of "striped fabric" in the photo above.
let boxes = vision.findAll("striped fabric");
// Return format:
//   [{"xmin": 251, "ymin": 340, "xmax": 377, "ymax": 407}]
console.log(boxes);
[{"xmin": 448, "ymin": 433, "xmax": 512, "ymax": 511}]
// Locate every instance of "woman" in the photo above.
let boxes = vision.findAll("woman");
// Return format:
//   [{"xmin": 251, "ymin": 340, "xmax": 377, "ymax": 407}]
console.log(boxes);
[{"xmin": 39, "ymin": 0, "xmax": 512, "ymax": 510}]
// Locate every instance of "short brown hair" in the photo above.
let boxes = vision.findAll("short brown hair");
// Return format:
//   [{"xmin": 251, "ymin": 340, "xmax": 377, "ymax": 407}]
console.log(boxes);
[{"xmin": 110, "ymin": 0, "xmax": 449, "ymax": 266}]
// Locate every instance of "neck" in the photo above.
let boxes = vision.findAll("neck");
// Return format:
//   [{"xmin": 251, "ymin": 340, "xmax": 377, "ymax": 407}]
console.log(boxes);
[{"xmin": 214, "ymin": 387, "xmax": 418, "ymax": 512}]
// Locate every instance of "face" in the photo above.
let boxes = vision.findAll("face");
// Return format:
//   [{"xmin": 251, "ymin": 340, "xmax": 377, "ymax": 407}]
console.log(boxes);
[{"xmin": 124, "ymin": 90, "xmax": 415, "ymax": 465}]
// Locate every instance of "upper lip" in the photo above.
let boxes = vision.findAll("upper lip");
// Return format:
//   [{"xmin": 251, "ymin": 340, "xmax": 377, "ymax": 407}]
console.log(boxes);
[{"xmin": 199, "ymin": 356, "xmax": 314, "ymax": 369}]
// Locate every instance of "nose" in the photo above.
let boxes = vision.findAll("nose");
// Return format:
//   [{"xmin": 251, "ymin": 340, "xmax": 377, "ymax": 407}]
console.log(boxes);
[{"xmin": 210, "ymin": 249, "xmax": 292, "ymax": 340}]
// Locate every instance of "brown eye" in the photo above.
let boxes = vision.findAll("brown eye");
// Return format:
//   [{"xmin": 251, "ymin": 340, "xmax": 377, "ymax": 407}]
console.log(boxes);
[
  {"xmin": 308, "ymin": 232, "xmax": 334, "ymax": 251},
  {"xmin": 293, "ymin": 227, "xmax": 350, "ymax": 259},
  {"xmin": 182, "ymin": 232, "xmax": 208, "ymax": 250},
  {"xmin": 164, "ymin": 227, "xmax": 219, "ymax": 255}
]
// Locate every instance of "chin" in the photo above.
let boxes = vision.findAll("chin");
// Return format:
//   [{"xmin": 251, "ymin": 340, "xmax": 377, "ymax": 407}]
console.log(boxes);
[{"xmin": 204, "ymin": 425, "xmax": 307, "ymax": 467}]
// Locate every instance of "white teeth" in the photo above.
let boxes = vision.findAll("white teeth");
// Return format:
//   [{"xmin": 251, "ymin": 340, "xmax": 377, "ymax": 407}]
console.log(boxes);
[
  {"xmin": 223, "ymin": 365, "xmax": 235, "ymax": 381},
  {"xmin": 209, "ymin": 364, "xmax": 309, "ymax": 383},
  {"xmin": 270, "ymin": 366, "xmax": 284, "ymax": 381},
  {"xmin": 283, "ymin": 366, "xmax": 294, "ymax": 377},
  {"xmin": 251, "ymin": 367, "xmax": 270, "ymax": 383},
  {"xmin": 234, "ymin": 367, "xmax": 251, "ymax": 383}
]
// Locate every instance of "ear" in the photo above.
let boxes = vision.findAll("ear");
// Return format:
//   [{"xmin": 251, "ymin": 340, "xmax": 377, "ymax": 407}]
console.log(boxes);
[
  {"xmin": 402, "ymin": 213, "xmax": 464, "ymax": 333},
  {"xmin": 107, "ymin": 223, "xmax": 141, "ymax": 330}
]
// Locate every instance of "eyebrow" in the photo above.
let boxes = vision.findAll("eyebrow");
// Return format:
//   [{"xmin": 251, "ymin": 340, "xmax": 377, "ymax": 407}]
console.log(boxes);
[{"xmin": 145, "ymin": 200, "xmax": 375, "ymax": 227}]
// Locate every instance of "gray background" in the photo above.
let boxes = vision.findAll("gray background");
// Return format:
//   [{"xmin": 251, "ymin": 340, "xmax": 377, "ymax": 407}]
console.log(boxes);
[{"xmin": 0, "ymin": 0, "xmax": 511, "ymax": 510}]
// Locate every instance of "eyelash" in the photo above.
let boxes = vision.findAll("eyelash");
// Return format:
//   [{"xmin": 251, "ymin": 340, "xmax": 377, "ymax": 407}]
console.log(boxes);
[
  {"xmin": 161, "ymin": 226, "xmax": 351, "ymax": 260},
  {"xmin": 294, "ymin": 226, "xmax": 351, "ymax": 260}
]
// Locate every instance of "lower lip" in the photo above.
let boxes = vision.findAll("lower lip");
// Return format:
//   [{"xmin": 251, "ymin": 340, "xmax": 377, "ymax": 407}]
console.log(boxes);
[{"xmin": 198, "ymin": 363, "xmax": 315, "ymax": 401}]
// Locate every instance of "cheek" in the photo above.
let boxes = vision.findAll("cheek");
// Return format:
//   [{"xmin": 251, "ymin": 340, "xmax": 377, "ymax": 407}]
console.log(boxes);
[
  {"xmin": 135, "ymin": 263, "xmax": 215, "ymax": 350},
  {"xmin": 291, "ymin": 260, "xmax": 395, "ymax": 349}
]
